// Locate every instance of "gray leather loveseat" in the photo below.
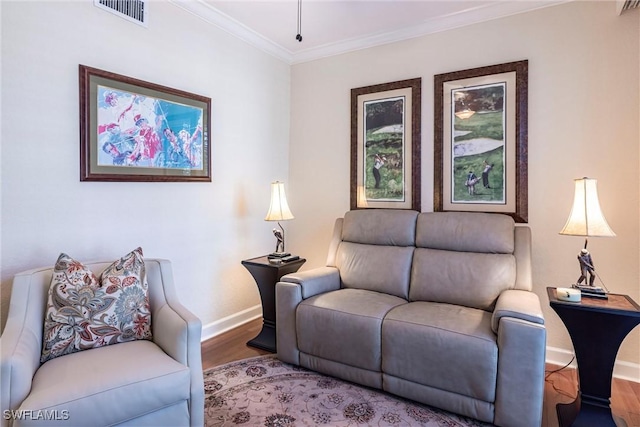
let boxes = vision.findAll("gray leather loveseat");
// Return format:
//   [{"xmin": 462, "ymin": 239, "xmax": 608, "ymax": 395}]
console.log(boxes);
[{"xmin": 276, "ymin": 209, "xmax": 546, "ymax": 427}]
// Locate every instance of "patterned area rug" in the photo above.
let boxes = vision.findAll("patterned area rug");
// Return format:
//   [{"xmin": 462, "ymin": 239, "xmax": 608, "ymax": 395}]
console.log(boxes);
[{"xmin": 204, "ymin": 355, "xmax": 493, "ymax": 426}]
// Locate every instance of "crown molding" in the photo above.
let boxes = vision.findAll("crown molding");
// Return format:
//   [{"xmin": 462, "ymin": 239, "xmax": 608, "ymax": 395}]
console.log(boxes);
[
  {"xmin": 291, "ymin": 0, "xmax": 570, "ymax": 64},
  {"xmin": 170, "ymin": 0, "xmax": 570, "ymax": 66},
  {"xmin": 168, "ymin": 0, "xmax": 294, "ymax": 63}
]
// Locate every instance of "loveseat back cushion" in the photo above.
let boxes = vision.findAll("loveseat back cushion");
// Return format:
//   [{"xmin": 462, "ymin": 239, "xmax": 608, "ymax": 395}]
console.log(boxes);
[
  {"xmin": 416, "ymin": 212, "xmax": 515, "ymax": 254},
  {"xmin": 336, "ymin": 243, "xmax": 414, "ymax": 299},
  {"xmin": 342, "ymin": 209, "xmax": 418, "ymax": 246},
  {"xmin": 336, "ymin": 210, "xmax": 417, "ymax": 299},
  {"xmin": 410, "ymin": 248, "xmax": 516, "ymax": 311}
]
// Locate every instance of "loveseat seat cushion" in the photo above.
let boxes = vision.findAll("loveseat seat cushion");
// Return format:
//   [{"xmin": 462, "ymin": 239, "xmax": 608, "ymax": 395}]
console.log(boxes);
[
  {"xmin": 409, "ymin": 248, "xmax": 516, "ymax": 311},
  {"xmin": 297, "ymin": 288, "xmax": 407, "ymax": 372},
  {"xmin": 382, "ymin": 301, "xmax": 498, "ymax": 402},
  {"xmin": 17, "ymin": 340, "xmax": 190, "ymax": 426}
]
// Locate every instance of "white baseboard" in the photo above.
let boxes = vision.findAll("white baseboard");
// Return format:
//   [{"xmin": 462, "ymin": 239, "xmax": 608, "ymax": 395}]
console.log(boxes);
[
  {"xmin": 201, "ymin": 304, "xmax": 262, "ymax": 342},
  {"xmin": 546, "ymin": 346, "xmax": 640, "ymax": 383}
]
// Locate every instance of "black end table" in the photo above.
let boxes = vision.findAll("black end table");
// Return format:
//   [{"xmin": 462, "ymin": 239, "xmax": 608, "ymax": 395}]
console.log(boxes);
[
  {"xmin": 547, "ymin": 287, "xmax": 640, "ymax": 427},
  {"xmin": 242, "ymin": 256, "xmax": 306, "ymax": 352}
]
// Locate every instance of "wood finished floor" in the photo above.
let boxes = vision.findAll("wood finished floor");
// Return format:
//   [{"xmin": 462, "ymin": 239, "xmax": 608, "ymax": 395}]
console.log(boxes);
[{"xmin": 201, "ymin": 318, "xmax": 640, "ymax": 427}]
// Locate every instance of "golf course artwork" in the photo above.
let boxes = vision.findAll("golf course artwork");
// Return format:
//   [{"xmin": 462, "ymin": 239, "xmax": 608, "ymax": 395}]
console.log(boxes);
[
  {"xmin": 351, "ymin": 78, "xmax": 421, "ymax": 211},
  {"xmin": 451, "ymin": 82, "xmax": 506, "ymax": 204},
  {"xmin": 363, "ymin": 96, "xmax": 406, "ymax": 202},
  {"xmin": 434, "ymin": 60, "xmax": 528, "ymax": 223}
]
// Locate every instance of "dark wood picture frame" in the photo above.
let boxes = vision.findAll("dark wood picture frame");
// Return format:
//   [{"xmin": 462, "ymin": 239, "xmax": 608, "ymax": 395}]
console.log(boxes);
[
  {"xmin": 434, "ymin": 60, "xmax": 528, "ymax": 222},
  {"xmin": 80, "ymin": 65, "xmax": 211, "ymax": 182},
  {"xmin": 350, "ymin": 78, "xmax": 421, "ymax": 210}
]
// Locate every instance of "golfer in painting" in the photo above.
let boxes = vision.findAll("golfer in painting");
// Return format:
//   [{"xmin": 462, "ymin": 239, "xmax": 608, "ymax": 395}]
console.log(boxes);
[
  {"xmin": 373, "ymin": 154, "xmax": 386, "ymax": 189},
  {"xmin": 482, "ymin": 161, "xmax": 493, "ymax": 188},
  {"xmin": 465, "ymin": 170, "xmax": 479, "ymax": 195}
]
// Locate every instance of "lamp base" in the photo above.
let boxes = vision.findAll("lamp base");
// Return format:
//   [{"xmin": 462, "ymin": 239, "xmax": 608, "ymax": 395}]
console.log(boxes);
[
  {"xmin": 572, "ymin": 284, "xmax": 608, "ymax": 299},
  {"xmin": 268, "ymin": 252, "xmax": 291, "ymax": 258}
]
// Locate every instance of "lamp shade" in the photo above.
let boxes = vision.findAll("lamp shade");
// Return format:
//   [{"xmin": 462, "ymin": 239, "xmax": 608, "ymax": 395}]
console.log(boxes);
[
  {"xmin": 559, "ymin": 177, "xmax": 615, "ymax": 237},
  {"xmin": 265, "ymin": 181, "xmax": 294, "ymax": 221}
]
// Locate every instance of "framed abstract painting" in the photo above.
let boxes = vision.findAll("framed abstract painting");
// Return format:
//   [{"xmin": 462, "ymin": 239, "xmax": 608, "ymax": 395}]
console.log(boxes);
[
  {"xmin": 79, "ymin": 65, "xmax": 211, "ymax": 182},
  {"xmin": 434, "ymin": 60, "xmax": 528, "ymax": 222},
  {"xmin": 350, "ymin": 78, "xmax": 421, "ymax": 210}
]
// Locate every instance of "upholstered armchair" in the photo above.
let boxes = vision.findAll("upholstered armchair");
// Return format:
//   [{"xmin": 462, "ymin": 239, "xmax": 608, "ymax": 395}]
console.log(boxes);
[{"xmin": 1, "ymin": 258, "xmax": 204, "ymax": 427}]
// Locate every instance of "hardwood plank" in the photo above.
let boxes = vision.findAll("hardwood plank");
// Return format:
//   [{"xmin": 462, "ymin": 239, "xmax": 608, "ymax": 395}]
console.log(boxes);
[
  {"xmin": 201, "ymin": 318, "xmax": 268, "ymax": 370},
  {"xmin": 202, "ymin": 321, "xmax": 639, "ymax": 426}
]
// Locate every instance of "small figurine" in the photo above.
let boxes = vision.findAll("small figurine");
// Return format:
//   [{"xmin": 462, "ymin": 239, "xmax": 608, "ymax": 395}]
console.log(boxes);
[
  {"xmin": 576, "ymin": 248, "xmax": 596, "ymax": 287},
  {"xmin": 272, "ymin": 228, "xmax": 285, "ymax": 254}
]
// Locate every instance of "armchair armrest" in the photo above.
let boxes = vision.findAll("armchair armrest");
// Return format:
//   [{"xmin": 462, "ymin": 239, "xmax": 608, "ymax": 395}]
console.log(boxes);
[
  {"xmin": 1, "ymin": 268, "xmax": 50, "ymax": 427},
  {"xmin": 153, "ymin": 302, "xmax": 202, "ymax": 367},
  {"xmin": 149, "ymin": 259, "xmax": 204, "ymax": 427},
  {"xmin": 153, "ymin": 301, "xmax": 204, "ymax": 427},
  {"xmin": 491, "ymin": 289, "xmax": 544, "ymax": 334},
  {"xmin": 1, "ymin": 322, "xmax": 42, "ymax": 427},
  {"xmin": 276, "ymin": 267, "xmax": 340, "ymax": 365}
]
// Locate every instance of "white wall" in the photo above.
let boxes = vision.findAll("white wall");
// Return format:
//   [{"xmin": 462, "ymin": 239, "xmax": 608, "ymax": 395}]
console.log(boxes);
[
  {"xmin": 0, "ymin": 1, "xmax": 291, "ymax": 336},
  {"xmin": 289, "ymin": 1, "xmax": 640, "ymax": 376}
]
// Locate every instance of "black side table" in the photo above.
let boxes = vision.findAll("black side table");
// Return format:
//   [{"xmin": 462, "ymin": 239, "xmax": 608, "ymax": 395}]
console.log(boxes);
[
  {"xmin": 547, "ymin": 287, "xmax": 640, "ymax": 427},
  {"xmin": 242, "ymin": 256, "xmax": 306, "ymax": 352}
]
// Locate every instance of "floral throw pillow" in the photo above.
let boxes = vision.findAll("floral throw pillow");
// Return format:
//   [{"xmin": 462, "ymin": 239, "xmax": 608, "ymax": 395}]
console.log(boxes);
[{"xmin": 41, "ymin": 247, "xmax": 152, "ymax": 363}]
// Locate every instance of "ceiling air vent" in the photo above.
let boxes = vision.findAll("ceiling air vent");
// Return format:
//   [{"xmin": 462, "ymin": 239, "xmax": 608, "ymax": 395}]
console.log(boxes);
[
  {"xmin": 617, "ymin": 0, "xmax": 640, "ymax": 15},
  {"xmin": 94, "ymin": 0, "xmax": 147, "ymax": 27}
]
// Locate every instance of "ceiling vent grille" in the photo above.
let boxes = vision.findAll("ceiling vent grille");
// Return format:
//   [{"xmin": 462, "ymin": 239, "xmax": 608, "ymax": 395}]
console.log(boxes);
[
  {"xmin": 617, "ymin": 0, "xmax": 640, "ymax": 14},
  {"xmin": 94, "ymin": 0, "xmax": 147, "ymax": 27}
]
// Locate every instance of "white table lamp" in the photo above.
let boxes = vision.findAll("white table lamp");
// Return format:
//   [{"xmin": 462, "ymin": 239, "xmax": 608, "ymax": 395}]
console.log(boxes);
[
  {"xmin": 265, "ymin": 181, "xmax": 294, "ymax": 257},
  {"xmin": 559, "ymin": 177, "xmax": 615, "ymax": 291}
]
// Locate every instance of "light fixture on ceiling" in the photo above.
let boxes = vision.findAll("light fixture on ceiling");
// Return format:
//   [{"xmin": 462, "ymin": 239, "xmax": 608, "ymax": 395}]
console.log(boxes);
[{"xmin": 296, "ymin": 0, "xmax": 302, "ymax": 42}]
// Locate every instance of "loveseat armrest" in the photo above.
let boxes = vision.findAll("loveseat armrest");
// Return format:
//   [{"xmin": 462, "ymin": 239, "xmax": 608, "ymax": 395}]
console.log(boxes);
[
  {"xmin": 279, "ymin": 266, "xmax": 341, "ymax": 299},
  {"xmin": 276, "ymin": 267, "xmax": 340, "ymax": 365},
  {"xmin": 492, "ymin": 290, "xmax": 545, "ymax": 427},
  {"xmin": 491, "ymin": 289, "xmax": 544, "ymax": 334}
]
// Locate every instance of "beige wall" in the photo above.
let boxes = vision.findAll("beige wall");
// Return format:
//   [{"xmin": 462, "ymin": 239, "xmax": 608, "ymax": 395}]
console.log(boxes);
[
  {"xmin": 0, "ymin": 1, "xmax": 292, "ymax": 337},
  {"xmin": 288, "ymin": 1, "xmax": 640, "ymax": 375}
]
